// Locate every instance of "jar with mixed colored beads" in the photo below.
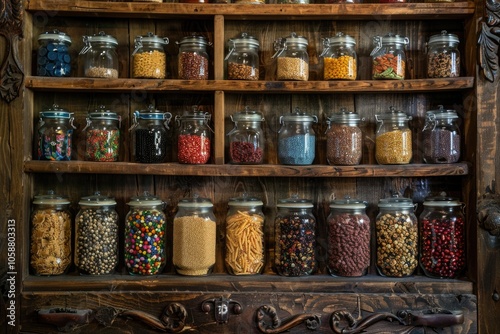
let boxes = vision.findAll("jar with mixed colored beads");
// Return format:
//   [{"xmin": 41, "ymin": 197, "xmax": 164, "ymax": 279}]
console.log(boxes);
[
  {"xmin": 175, "ymin": 106, "xmax": 212, "ymax": 164},
  {"xmin": 36, "ymin": 104, "xmax": 76, "ymax": 161},
  {"xmin": 83, "ymin": 106, "xmax": 121, "ymax": 162},
  {"xmin": 320, "ymin": 32, "xmax": 357, "ymax": 80}
]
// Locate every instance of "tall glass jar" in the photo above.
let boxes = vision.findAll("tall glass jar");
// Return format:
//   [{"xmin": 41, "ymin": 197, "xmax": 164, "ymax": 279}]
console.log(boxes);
[
  {"xmin": 422, "ymin": 105, "xmax": 461, "ymax": 164},
  {"xmin": 375, "ymin": 107, "xmax": 412, "ymax": 165},
  {"xmin": 132, "ymin": 32, "xmax": 169, "ymax": 79},
  {"xmin": 273, "ymin": 33, "xmax": 309, "ymax": 81},
  {"xmin": 326, "ymin": 108, "xmax": 363, "ymax": 165},
  {"xmin": 225, "ymin": 33, "xmax": 260, "ymax": 80},
  {"xmin": 370, "ymin": 33, "xmax": 409, "ymax": 80},
  {"xmin": 36, "ymin": 104, "xmax": 75, "ymax": 161},
  {"xmin": 83, "ymin": 106, "xmax": 121, "ymax": 162},
  {"xmin": 30, "ymin": 191, "xmax": 72, "ymax": 276},
  {"xmin": 173, "ymin": 196, "xmax": 217, "ymax": 276},
  {"xmin": 124, "ymin": 192, "xmax": 166, "ymax": 275},
  {"xmin": 426, "ymin": 30, "xmax": 460, "ymax": 78},
  {"xmin": 37, "ymin": 29, "xmax": 72, "ymax": 77},
  {"xmin": 175, "ymin": 106, "xmax": 212, "ymax": 164},
  {"xmin": 80, "ymin": 31, "xmax": 119, "ymax": 78},
  {"xmin": 176, "ymin": 35, "xmax": 211, "ymax": 80},
  {"xmin": 75, "ymin": 192, "xmax": 119, "ymax": 275},
  {"xmin": 278, "ymin": 107, "xmax": 317, "ymax": 165},
  {"xmin": 227, "ymin": 106, "xmax": 265, "ymax": 164},
  {"xmin": 320, "ymin": 32, "xmax": 357, "ymax": 80}
]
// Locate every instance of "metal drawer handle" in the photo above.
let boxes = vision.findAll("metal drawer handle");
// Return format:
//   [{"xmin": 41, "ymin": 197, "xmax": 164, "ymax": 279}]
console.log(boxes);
[{"xmin": 201, "ymin": 296, "xmax": 243, "ymax": 324}]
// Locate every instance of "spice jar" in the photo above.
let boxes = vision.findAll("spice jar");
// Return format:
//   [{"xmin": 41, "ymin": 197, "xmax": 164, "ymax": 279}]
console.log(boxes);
[
  {"xmin": 37, "ymin": 29, "xmax": 72, "ymax": 77},
  {"xmin": 175, "ymin": 106, "xmax": 212, "ymax": 164},
  {"xmin": 327, "ymin": 197, "xmax": 370, "ymax": 277},
  {"xmin": 80, "ymin": 31, "xmax": 119, "ymax": 78},
  {"xmin": 176, "ymin": 35, "xmax": 211, "ymax": 80},
  {"xmin": 273, "ymin": 33, "xmax": 309, "ymax": 81},
  {"xmin": 173, "ymin": 196, "xmax": 217, "ymax": 276},
  {"xmin": 225, "ymin": 33, "xmax": 260, "ymax": 80},
  {"xmin": 83, "ymin": 106, "xmax": 121, "ymax": 162},
  {"xmin": 36, "ymin": 104, "xmax": 75, "ymax": 161},
  {"xmin": 132, "ymin": 32, "xmax": 169, "ymax": 79},
  {"xmin": 225, "ymin": 196, "xmax": 265, "ymax": 275},
  {"xmin": 227, "ymin": 106, "xmax": 265, "ymax": 164},
  {"xmin": 426, "ymin": 30, "xmax": 460, "ymax": 78},
  {"xmin": 375, "ymin": 106, "xmax": 412, "ymax": 165},
  {"xmin": 278, "ymin": 107, "xmax": 317, "ymax": 165},
  {"xmin": 370, "ymin": 33, "xmax": 409, "ymax": 80},
  {"xmin": 130, "ymin": 105, "xmax": 173, "ymax": 163},
  {"xmin": 376, "ymin": 196, "xmax": 418, "ymax": 277},
  {"xmin": 326, "ymin": 107, "xmax": 363, "ymax": 165},
  {"xmin": 320, "ymin": 32, "xmax": 357, "ymax": 80},
  {"xmin": 275, "ymin": 196, "xmax": 317, "ymax": 277},
  {"xmin": 124, "ymin": 192, "xmax": 166, "ymax": 275},
  {"xmin": 422, "ymin": 105, "xmax": 461, "ymax": 164},
  {"xmin": 30, "ymin": 191, "xmax": 72, "ymax": 276},
  {"xmin": 75, "ymin": 192, "xmax": 119, "ymax": 275},
  {"xmin": 419, "ymin": 195, "xmax": 466, "ymax": 278}
]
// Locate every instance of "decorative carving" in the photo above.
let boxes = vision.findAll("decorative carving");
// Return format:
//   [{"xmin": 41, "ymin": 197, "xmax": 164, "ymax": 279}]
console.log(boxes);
[
  {"xmin": 256, "ymin": 305, "xmax": 321, "ymax": 333},
  {"xmin": 37, "ymin": 308, "xmax": 93, "ymax": 332},
  {"xmin": 478, "ymin": 192, "xmax": 500, "ymax": 236},
  {"xmin": 201, "ymin": 296, "xmax": 243, "ymax": 324},
  {"xmin": 479, "ymin": 0, "xmax": 500, "ymax": 82}
]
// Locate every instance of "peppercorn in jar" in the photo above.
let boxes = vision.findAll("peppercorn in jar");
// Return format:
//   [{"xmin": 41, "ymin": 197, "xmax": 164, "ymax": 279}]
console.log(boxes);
[
  {"xmin": 176, "ymin": 106, "xmax": 212, "ymax": 164},
  {"xmin": 326, "ymin": 107, "xmax": 363, "ymax": 165},
  {"xmin": 375, "ymin": 106, "xmax": 412, "ymax": 165},
  {"xmin": 227, "ymin": 106, "xmax": 265, "ymax": 164},
  {"xmin": 176, "ymin": 35, "xmax": 211, "ymax": 80},
  {"xmin": 320, "ymin": 32, "xmax": 357, "ymax": 80},
  {"xmin": 83, "ymin": 106, "xmax": 121, "ymax": 162},
  {"xmin": 273, "ymin": 33, "xmax": 309, "ymax": 81},
  {"xmin": 422, "ymin": 105, "xmax": 461, "ymax": 163},
  {"xmin": 225, "ymin": 33, "xmax": 260, "ymax": 81},
  {"xmin": 132, "ymin": 32, "xmax": 169, "ymax": 79},
  {"xmin": 370, "ymin": 33, "xmax": 408, "ymax": 80}
]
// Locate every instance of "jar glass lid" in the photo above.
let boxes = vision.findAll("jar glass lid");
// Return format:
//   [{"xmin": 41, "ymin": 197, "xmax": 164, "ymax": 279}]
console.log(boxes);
[
  {"xmin": 329, "ymin": 196, "xmax": 367, "ymax": 209},
  {"xmin": 40, "ymin": 104, "xmax": 72, "ymax": 119},
  {"xmin": 428, "ymin": 30, "xmax": 459, "ymax": 45},
  {"xmin": 327, "ymin": 32, "xmax": 356, "ymax": 46},
  {"xmin": 88, "ymin": 105, "xmax": 120, "ymax": 121},
  {"xmin": 228, "ymin": 195, "xmax": 263, "ymax": 207},
  {"xmin": 178, "ymin": 196, "xmax": 213, "ymax": 208},
  {"xmin": 277, "ymin": 195, "xmax": 313, "ymax": 208},
  {"xmin": 136, "ymin": 32, "xmax": 169, "ymax": 45},
  {"xmin": 229, "ymin": 32, "xmax": 260, "ymax": 48},
  {"xmin": 280, "ymin": 107, "xmax": 318, "ymax": 123},
  {"xmin": 231, "ymin": 106, "xmax": 264, "ymax": 122},
  {"xmin": 33, "ymin": 190, "xmax": 70, "ymax": 205},
  {"xmin": 328, "ymin": 107, "xmax": 360, "ymax": 123},
  {"xmin": 127, "ymin": 192, "xmax": 163, "ymax": 207},
  {"xmin": 85, "ymin": 31, "xmax": 118, "ymax": 45},
  {"xmin": 423, "ymin": 192, "xmax": 461, "ymax": 207},
  {"xmin": 378, "ymin": 195, "xmax": 414, "ymax": 209},
  {"xmin": 375, "ymin": 106, "xmax": 412, "ymax": 121},
  {"xmin": 426, "ymin": 105, "xmax": 458, "ymax": 119},
  {"xmin": 38, "ymin": 29, "xmax": 72, "ymax": 44},
  {"xmin": 79, "ymin": 191, "xmax": 116, "ymax": 206}
]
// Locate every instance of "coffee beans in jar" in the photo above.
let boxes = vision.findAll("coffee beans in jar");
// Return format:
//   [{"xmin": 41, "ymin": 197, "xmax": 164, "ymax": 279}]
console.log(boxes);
[{"xmin": 326, "ymin": 108, "xmax": 363, "ymax": 165}]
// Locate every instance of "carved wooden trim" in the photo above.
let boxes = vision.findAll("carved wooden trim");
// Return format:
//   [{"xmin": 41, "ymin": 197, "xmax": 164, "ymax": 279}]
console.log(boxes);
[
  {"xmin": 477, "ymin": 192, "xmax": 500, "ymax": 236},
  {"xmin": 256, "ymin": 305, "xmax": 321, "ymax": 333},
  {"xmin": 479, "ymin": 0, "xmax": 500, "ymax": 82}
]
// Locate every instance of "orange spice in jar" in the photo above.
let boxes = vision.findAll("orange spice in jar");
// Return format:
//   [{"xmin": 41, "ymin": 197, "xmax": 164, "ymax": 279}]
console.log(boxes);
[{"xmin": 370, "ymin": 33, "xmax": 409, "ymax": 80}]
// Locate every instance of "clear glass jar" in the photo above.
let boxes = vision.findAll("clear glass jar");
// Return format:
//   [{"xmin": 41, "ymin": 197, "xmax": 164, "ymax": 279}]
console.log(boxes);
[
  {"xmin": 176, "ymin": 35, "xmax": 211, "ymax": 80},
  {"xmin": 30, "ymin": 191, "xmax": 72, "ymax": 276},
  {"xmin": 80, "ymin": 31, "xmax": 119, "ymax": 78},
  {"xmin": 225, "ymin": 33, "xmax": 260, "ymax": 80},
  {"xmin": 75, "ymin": 192, "xmax": 119, "ymax": 275},
  {"xmin": 370, "ymin": 33, "xmax": 409, "ymax": 80},
  {"xmin": 130, "ymin": 105, "xmax": 173, "ymax": 163},
  {"xmin": 227, "ymin": 106, "xmax": 265, "ymax": 164},
  {"xmin": 36, "ymin": 104, "xmax": 75, "ymax": 161},
  {"xmin": 132, "ymin": 32, "xmax": 169, "ymax": 79},
  {"xmin": 37, "ymin": 29, "xmax": 72, "ymax": 77},
  {"xmin": 278, "ymin": 107, "xmax": 317, "ymax": 165},
  {"xmin": 273, "ymin": 32, "xmax": 309, "ymax": 81},
  {"xmin": 327, "ymin": 197, "xmax": 370, "ymax": 277},
  {"xmin": 426, "ymin": 30, "xmax": 460, "ymax": 78},
  {"xmin": 175, "ymin": 106, "xmax": 212, "ymax": 164},
  {"xmin": 320, "ymin": 32, "xmax": 357, "ymax": 80},
  {"xmin": 124, "ymin": 192, "xmax": 166, "ymax": 275},
  {"xmin": 419, "ymin": 195, "xmax": 466, "ymax": 278},
  {"xmin": 376, "ymin": 196, "xmax": 418, "ymax": 277},
  {"xmin": 83, "ymin": 106, "xmax": 121, "ymax": 162},
  {"xmin": 225, "ymin": 196, "xmax": 265, "ymax": 275},
  {"xmin": 326, "ymin": 108, "xmax": 363, "ymax": 165},
  {"xmin": 275, "ymin": 196, "xmax": 317, "ymax": 277},
  {"xmin": 422, "ymin": 105, "xmax": 461, "ymax": 164},
  {"xmin": 375, "ymin": 106, "xmax": 412, "ymax": 165},
  {"xmin": 173, "ymin": 196, "xmax": 217, "ymax": 276}
]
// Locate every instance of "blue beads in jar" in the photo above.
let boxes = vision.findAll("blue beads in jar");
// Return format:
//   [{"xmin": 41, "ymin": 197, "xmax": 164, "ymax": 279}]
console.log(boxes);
[
  {"xmin": 37, "ymin": 30, "xmax": 72, "ymax": 77},
  {"xmin": 278, "ymin": 107, "xmax": 317, "ymax": 165}
]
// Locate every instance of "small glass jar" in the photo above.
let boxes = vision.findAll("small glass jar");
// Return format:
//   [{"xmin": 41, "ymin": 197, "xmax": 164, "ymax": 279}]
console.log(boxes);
[
  {"xmin": 275, "ymin": 196, "xmax": 317, "ymax": 277},
  {"xmin": 132, "ymin": 32, "xmax": 169, "ymax": 79},
  {"xmin": 278, "ymin": 107, "xmax": 317, "ymax": 165},
  {"xmin": 426, "ymin": 30, "xmax": 460, "ymax": 78},
  {"xmin": 370, "ymin": 33, "xmax": 409, "ymax": 80},
  {"xmin": 124, "ymin": 192, "xmax": 166, "ymax": 275},
  {"xmin": 375, "ymin": 106, "xmax": 412, "ymax": 165},
  {"xmin": 175, "ymin": 106, "xmax": 212, "ymax": 164},
  {"xmin": 176, "ymin": 35, "xmax": 211, "ymax": 80},
  {"xmin": 225, "ymin": 196, "xmax": 265, "ymax": 275},
  {"xmin": 130, "ymin": 105, "xmax": 173, "ymax": 163},
  {"xmin": 225, "ymin": 33, "xmax": 260, "ymax": 81},
  {"xmin": 320, "ymin": 32, "xmax": 357, "ymax": 80},
  {"xmin": 326, "ymin": 108, "xmax": 363, "ymax": 165},
  {"xmin": 37, "ymin": 30, "xmax": 72, "ymax": 77},
  {"xmin": 376, "ymin": 196, "xmax": 418, "ymax": 277},
  {"xmin": 273, "ymin": 33, "xmax": 309, "ymax": 81},
  {"xmin": 327, "ymin": 197, "xmax": 370, "ymax": 277},
  {"xmin": 30, "ymin": 191, "xmax": 72, "ymax": 276},
  {"xmin": 227, "ymin": 106, "xmax": 265, "ymax": 164},
  {"xmin": 422, "ymin": 105, "xmax": 461, "ymax": 164},
  {"xmin": 36, "ymin": 104, "xmax": 76, "ymax": 161},
  {"xmin": 75, "ymin": 192, "xmax": 119, "ymax": 275},
  {"xmin": 83, "ymin": 106, "xmax": 121, "ymax": 162},
  {"xmin": 80, "ymin": 31, "xmax": 119, "ymax": 78},
  {"xmin": 173, "ymin": 196, "xmax": 217, "ymax": 276}
]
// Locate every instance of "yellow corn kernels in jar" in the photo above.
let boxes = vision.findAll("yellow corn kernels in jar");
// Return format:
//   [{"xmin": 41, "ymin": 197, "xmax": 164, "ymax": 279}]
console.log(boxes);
[{"xmin": 320, "ymin": 32, "xmax": 357, "ymax": 80}]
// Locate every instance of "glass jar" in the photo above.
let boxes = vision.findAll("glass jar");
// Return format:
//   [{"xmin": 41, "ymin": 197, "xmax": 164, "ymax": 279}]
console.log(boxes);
[
  {"xmin": 83, "ymin": 106, "xmax": 121, "ymax": 162},
  {"xmin": 273, "ymin": 32, "xmax": 309, "ymax": 81},
  {"xmin": 225, "ymin": 196, "xmax": 265, "ymax": 275},
  {"xmin": 426, "ymin": 30, "xmax": 460, "ymax": 78},
  {"xmin": 375, "ymin": 106, "xmax": 412, "ymax": 165},
  {"xmin": 75, "ymin": 192, "xmax": 119, "ymax": 275},
  {"xmin": 132, "ymin": 32, "xmax": 169, "ymax": 79},
  {"xmin": 370, "ymin": 33, "xmax": 409, "ymax": 80},
  {"xmin": 275, "ymin": 196, "xmax": 317, "ymax": 277},
  {"xmin": 326, "ymin": 108, "xmax": 363, "ymax": 165},
  {"xmin": 36, "ymin": 104, "xmax": 75, "ymax": 161},
  {"xmin": 278, "ymin": 107, "xmax": 317, "ymax": 165},
  {"xmin": 225, "ymin": 33, "xmax": 260, "ymax": 80},
  {"xmin": 320, "ymin": 32, "xmax": 357, "ymax": 80},
  {"xmin": 37, "ymin": 29, "xmax": 72, "ymax": 77},
  {"xmin": 327, "ymin": 197, "xmax": 370, "ymax": 277},
  {"xmin": 227, "ymin": 106, "xmax": 265, "ymax": 164},
  {"xmin": 130, "ymin": 105, "xmax": 173, "ymax": 163},
  {"xmin": 176, "ymin": 35, "xmax": 211, "ymax": 80},
  {"xmin": 30, "ymin": 191, "xmax": 72, "ymax": 276},
  {"xmin": 422, "ymin": 105, "xmax": 461, "ymax": 164},
  {"xmin": 376, "ymin": 196, "xmax": 418, "ymax": 277},
  {"xmin": 124, "ymin": 192, "xmax": 166, "ymax": 275},
  {"xmin": 80, "ymin": 31, "xmax": 119, "ymax": 78},
  {"xmin": 175, "ymin": 106, "xmax": 212, "ymax": 164},
  {"xmin": 173, "ymin": 196, "xmax": 217, "ymax": 276}
]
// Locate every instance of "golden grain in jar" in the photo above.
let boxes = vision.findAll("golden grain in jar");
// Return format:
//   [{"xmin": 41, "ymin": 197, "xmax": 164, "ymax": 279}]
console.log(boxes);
[
  {"xmin": 375, "ymin": 107, "xmax": 412, "ymax": 164},
  {"xmin": 132, "ymin": 32, "xmax": 169, "ymax": 79},
  {"xmin": 320, "ymin": 32, "xmax": 357, "ymax": 80}
]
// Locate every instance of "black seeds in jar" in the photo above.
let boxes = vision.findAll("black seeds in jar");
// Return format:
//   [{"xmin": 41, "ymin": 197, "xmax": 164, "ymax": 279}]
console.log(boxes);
[{"xmin": 134, "ymin": 128, "xmax": 170, "ymax": 163}]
